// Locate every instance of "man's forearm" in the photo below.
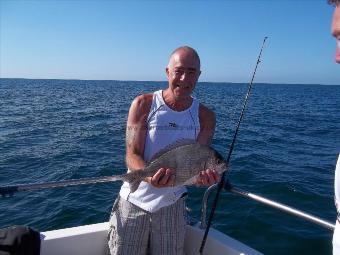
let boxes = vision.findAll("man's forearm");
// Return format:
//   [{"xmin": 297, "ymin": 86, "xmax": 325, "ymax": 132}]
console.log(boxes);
[{"xmin": 126, "ymin": 153, "xmax": 146, "ymax": 171}]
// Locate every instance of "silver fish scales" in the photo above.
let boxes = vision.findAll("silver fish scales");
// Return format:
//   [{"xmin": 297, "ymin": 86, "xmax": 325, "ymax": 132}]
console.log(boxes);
[{"xmin": 121, "ymin": 142, "xmax": 227, "ymax": 192}]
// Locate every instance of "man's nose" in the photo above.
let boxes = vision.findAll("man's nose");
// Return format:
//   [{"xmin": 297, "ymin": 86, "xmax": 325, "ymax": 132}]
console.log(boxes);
[{"xmin": 180, "ymin": 72, "xmax": 187, "ymax": 81}]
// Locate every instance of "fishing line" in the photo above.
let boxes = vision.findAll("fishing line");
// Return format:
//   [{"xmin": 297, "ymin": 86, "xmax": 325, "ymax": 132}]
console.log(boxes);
[{"xmin": 198, "ymin": 37, "xmax": 268, "ymax": 254}]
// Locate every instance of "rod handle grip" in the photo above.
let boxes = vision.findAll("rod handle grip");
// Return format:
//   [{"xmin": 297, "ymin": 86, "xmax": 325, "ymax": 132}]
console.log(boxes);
[{"xmin": 0, "ymin": 186, "xmax": 18, "ymax": 197}]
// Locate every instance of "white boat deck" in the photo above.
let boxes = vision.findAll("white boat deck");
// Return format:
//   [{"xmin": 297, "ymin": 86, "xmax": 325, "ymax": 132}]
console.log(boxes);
[{"xmin": 41, "ymin": 222, "xmax": 263, "ymax": 255}]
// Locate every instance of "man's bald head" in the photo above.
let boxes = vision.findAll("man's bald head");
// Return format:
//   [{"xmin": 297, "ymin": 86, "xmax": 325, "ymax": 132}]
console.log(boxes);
[{"xmin": 168, "ymin": 46, "xmax": 201, "ymax": 70}]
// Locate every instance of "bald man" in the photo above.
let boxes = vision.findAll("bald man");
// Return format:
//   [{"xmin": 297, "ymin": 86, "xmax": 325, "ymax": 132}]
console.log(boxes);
[{"xmin": 108, "ymin": 46, "xmax": 219, "ymax": 255}]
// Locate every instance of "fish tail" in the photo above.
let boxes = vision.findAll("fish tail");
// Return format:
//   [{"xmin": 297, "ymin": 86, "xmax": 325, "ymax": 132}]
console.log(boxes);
[
  {"xmin": 129, "ymin": 178, "xmax": 142, "ymax": 193},
  {"xmin": 120, "ymin": 170, "xmax": 144, "ymax": 193}
]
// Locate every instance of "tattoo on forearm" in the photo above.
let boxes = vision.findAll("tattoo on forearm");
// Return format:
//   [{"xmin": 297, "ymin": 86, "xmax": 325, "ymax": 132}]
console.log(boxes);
[
  {"xmin": 126, "ymin": 126, "xmax": 136, "ymax": 148},
  {"xmin": 126, "ymin": 125, "xmax": 147, "ymax": 148}
]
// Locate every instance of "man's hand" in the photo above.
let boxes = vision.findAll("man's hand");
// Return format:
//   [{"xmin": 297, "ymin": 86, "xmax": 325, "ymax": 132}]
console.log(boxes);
[
  {"xmin": 148, "ymin": 168, "xmax": 176, "ymax": 188},
  {"xmin": 196, "ymin": 169, "xmax": 220, "ymax": 186}
]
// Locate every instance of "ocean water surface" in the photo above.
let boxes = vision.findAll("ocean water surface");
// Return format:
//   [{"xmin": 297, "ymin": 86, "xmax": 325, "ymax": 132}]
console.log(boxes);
[{"xmin": 0, "ymin": 78, "xmax": 339, "ymax": 254}]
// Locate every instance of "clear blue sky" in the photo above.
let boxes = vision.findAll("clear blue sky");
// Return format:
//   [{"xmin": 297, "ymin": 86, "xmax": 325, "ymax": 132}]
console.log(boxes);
[{"xmin": 1, "ymin": 0, "xmax": 339, "ymax": 85}]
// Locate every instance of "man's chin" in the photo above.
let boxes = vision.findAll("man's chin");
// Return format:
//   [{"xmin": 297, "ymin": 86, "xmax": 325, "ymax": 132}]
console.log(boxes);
[
  {"xmin": 336, "ymin": 54, "xmax": 340, "ymax": 64},
  {"xmin": 336, "ymin": 55, "xmax": 340, "ymax": 64},
  {"xmin": 174, "ymin": 88, "xmax": 192, "ymax": 99},
  {"xmin": 174, "ymin": 94, "xmax": 189, "ymax": 102},
  {"xmin": 336, "ymin": 47, "xmax": 340, "ymax": 63}
]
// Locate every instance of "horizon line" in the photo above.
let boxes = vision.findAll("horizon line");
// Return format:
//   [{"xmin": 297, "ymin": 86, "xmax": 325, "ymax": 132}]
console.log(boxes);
[{"xmin": 0, "ymin": 77, "xmax": 339, "ymax": 87}]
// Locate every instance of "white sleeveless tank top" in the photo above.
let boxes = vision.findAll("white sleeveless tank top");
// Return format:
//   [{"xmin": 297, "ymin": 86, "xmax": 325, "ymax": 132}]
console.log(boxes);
[{"xmin": 119, "ymin": 90, "xmax": 200, "ymax": 212}]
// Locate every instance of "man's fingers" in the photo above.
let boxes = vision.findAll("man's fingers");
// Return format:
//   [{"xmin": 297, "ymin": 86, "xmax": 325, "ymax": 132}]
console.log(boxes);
[
  {"xmin": 200, "ymin": 171, "xmax": 208, "ymax": 186},
  {"xmin": 196, "ymin": 171, "xmax": 204, "ymax": 186},
  {"xmin": 151, "ymin": 168, "xmax": 165, "ymax": 186},
  {"xmin": 197, "ymin": 170, "xmax": 220, "ymax": 186},
  {"xmin": 151, "ymin": 168, "xmax": 175, "ymax": 187},
  {"xmin": 162, "ymin": 169, "xmax": 176, "ymax": 186},
  {"xmin": 159, "ymin": 168, "xmax": 172, "ymax": 185},
  {"xmin": 205, "ymin": 169, "xmax": 214, "ymax": 185},
  {"xmin": 206, "ymin": 169, "xmax": 220, "ymax": 185},
  {"xmin": 213, "ymin": 170, "xmax": 220, "ymax": 182}
]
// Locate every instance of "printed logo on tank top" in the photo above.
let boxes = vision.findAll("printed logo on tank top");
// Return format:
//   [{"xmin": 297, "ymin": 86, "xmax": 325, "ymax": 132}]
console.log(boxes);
[{"xmin": 169, "ymin": 122, "xmax": 177, "ymax": 128}]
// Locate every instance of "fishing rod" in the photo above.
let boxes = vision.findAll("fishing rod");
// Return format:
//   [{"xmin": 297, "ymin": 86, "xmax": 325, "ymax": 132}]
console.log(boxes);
[
  {"xmin": 198, "ymin": 37, "xmax": 268, "ymax": 254},
  {"xmin": 0, "ymin": 175, "xmax": 119, "ymax": 197}
]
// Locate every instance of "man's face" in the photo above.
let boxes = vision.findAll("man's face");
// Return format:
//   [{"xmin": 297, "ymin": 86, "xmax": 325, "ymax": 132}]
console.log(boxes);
[
  {"xmin": 166, "ymin": 50, "xmax": 201, "ymax": 100},
  {"xmin": 332, "ymin": 6, "xmax": 340, "ymax": 63}
]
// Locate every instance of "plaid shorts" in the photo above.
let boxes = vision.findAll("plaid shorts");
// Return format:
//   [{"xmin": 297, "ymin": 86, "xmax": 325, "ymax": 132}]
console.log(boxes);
[{"xmin": 107, "ymin": 196, "xmax": 186, "ymax": 255}]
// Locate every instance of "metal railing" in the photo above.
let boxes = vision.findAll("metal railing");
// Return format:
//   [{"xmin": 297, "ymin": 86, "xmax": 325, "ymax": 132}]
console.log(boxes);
[{"xmin": 200, "ymin": 181, "xmax": 335, "ymax": 231}]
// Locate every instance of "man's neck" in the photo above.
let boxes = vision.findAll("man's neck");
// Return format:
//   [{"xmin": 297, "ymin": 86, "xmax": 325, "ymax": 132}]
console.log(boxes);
[{"xmin": 162, "ymin": 89, "xmax": 193, "ymax": 111}]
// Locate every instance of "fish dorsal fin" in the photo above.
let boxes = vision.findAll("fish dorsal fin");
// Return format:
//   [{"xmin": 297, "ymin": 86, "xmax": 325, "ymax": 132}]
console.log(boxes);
[{"xmin": 149, "ymin": 139, "xmax": 197, "ymax": 162}]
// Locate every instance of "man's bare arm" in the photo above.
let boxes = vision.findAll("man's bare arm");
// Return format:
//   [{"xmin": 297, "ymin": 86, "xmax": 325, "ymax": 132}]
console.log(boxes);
[
  {"xmin": 197, "ymin": 104, "xmax": 216, "ymax": 145},
  {"xmin": 196, "ymin": 104, "xmax": 219, "ymax": 186},
  {"xmin": 125, "ymin": 94, "xmax": 152, "ymax": 171},
  {"xmin": 125, "ymin": 94, "xmax": 175, "ymax": 187}
]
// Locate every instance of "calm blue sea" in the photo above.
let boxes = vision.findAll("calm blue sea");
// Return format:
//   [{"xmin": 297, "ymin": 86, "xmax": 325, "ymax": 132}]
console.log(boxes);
[{"xmin": 0, "ymin": 78, "xmax": 339, "ymax": 254}]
